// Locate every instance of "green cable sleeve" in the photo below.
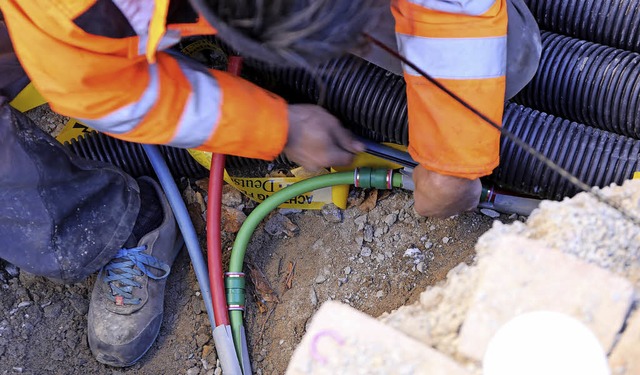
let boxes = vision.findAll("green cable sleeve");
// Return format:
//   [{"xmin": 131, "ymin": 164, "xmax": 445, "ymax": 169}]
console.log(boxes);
[{"xmin": 393, "ymin": 172, "xmax": 403, "ymax": 189}]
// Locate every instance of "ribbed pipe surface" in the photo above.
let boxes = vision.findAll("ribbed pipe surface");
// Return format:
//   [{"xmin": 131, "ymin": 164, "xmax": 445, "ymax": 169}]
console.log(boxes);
[
  {"xmin": 64, "ymin": 51, "xmax": 640, "ymax": 200},
  {"xmin": 523, "ymin": 0, "xmax": 640, "ymax": 52},
  {"xmin": 245, "ymin": 55, "xmax": 408, "ymax": 145},
  {"xmin": 64, "ymin": 133, "xmax": 207, "ymax": 178},
  {"xmin": 515, "ymin": 31, "xmax": 640, "ymax": 138},
  {"xmin": 246, "ymin": 54, "xmax": 640, "ymax": 199},
  {"xmin": 64, "ymin": 132, "xmax": 291, "ymax": 178},
  {"xmin": 495, "ymin": 103, "xmax": 640, "ymax": 200}
]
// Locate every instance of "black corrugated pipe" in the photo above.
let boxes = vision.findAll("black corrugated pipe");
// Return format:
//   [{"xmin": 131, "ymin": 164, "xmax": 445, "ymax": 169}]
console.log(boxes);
[
  {"xmin": 245, "ymin": 54, "xmax": 640, "ymax": 199},
  {"xmin": 64, "ymin": 132, "xmax": 208, "ymax": 178},
  {"xmin": 496, "ymin": 103, "xmax": 640, "ymax": 200},
  {"xmin": 514, "ymin": 31, "xmax": 640, "ymax": 138},
  {"xmin": 63, "ymin": 54, "xmax": 640, "ymax": 200},
  {"xmin": 63, "ymin": 132, "xmax": 293, "ymax": 178},
  {"xmin": 243, "ymin": 55, "xmax": 409, "ymax": 145},
  {"xmin": 523, "ymin": 0, "xmax": 640, "ymax": 53}
]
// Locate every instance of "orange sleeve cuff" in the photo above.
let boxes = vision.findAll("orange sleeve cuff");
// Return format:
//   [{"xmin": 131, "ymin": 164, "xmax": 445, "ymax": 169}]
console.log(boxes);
[
  {"xmin": 406, "ymin": 75, "xmax": 504, "ymax": 180},
  {"xmin": 195, "ymin": 70, "xmax": 289, "ymax": 161}
]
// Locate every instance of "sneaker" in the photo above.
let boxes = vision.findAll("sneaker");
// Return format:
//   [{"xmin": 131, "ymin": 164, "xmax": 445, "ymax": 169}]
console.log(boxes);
[{"xmin": 88, "ymin": 177, "xmax": 182, "ymax": 367}]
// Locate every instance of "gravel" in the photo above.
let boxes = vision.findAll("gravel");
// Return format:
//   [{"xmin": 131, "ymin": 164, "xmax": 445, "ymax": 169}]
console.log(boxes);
[{"xmin": 482, "ymin": 180, "xmax": 640, "ymax": 286}]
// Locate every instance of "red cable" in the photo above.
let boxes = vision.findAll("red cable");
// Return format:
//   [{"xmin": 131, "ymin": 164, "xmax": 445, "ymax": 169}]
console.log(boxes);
[
  {"xmin": 208, "ymin": 152, "xmax": 228, "ymax": 326},
  {"xmin": 207, "ymin": 56, "xmax": 244, "ymax": 327}
]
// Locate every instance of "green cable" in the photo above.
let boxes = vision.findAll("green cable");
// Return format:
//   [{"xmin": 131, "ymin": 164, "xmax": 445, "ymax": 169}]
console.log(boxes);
[{"xmin": 227, "ymin": 169, "xmax": 404, "ymax": 361}]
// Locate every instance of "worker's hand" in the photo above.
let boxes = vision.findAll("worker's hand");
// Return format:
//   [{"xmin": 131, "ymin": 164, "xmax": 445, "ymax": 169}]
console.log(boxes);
[
  {"xmin": 284, "ymin": 104, "xmax": 364, "ymax": 170},
  {"xmin": 412, "ymin": 165, "xmax": 481, "ymax": 218}
]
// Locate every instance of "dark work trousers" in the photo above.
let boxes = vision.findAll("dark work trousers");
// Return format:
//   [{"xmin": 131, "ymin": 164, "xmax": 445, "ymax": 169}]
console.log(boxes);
[{"xmin": 0, "ymin": 99, "xmax": 140, "ymax": 283}]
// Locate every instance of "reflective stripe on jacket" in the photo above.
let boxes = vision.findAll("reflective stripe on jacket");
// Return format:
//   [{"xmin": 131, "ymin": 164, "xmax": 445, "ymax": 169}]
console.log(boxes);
[
  {"xmin": 393, "ymin": 0, "xmax": 508, "ymax": 179},
  {"xmin": 0, "ymin": 0, "xmax": 288, "ymax": 160}
]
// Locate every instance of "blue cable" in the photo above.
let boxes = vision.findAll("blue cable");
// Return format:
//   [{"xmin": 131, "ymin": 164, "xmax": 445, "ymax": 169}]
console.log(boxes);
[
  {"xmin": 143, "ymin": 144, "xmax": 243, "ymax": 375},
  {"xmin": 142, "ymin": 144, "xmax": 216, "ymax": 328}
]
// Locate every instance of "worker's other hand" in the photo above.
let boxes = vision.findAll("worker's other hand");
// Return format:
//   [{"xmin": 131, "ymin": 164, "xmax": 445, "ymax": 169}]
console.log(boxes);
[
  {"xmin": 284, "ymin": 104, "xmax": 364, "ymax": 170},
  {"xmin": 412, "ymin": 165, "xmax": 481, "ymax": 218}
]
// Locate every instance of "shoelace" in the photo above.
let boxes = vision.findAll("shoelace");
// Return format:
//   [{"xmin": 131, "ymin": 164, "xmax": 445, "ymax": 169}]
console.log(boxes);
[{"xmin": 102, "ymin": 246, "xmax": 171, "ymax": 306}]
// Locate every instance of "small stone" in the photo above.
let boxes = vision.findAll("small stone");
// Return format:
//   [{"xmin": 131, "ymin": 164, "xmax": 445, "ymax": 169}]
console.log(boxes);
[
  {"xmin": 417, "ymin": 262, "xmax": 426, "ymax": 273},
  {"xmin": 43, "ymin": 303, "xmax": 62, "ymax": 319},
  {"xmin": 374, "ymin": 227, "xmax": 385, "ymax": 238},
  {"xmin": 376, "ymin": 290, "xmax": 384, "ymax": 298},
  {"xmin": 69, "ymin": 296, "xmax": 89, "ymax": 316},
  {"xmin": 312, "ymin": 239, "xmax": 324, "ymax": 250},
  {"xmin": 384, "ymin": 250, "xmax": 393, "ymax": 259},
  {"xmin": 508, "ymin": 213, "xmax": 518, "ymax": 220},
  {"xmin": 5, "ymin": 263, "xmax": 19, "ymax": 278},
  {"xmin": 321, "ymin": 204, "xmax": 343, "ymax": 223},
  {"xmin": 221, "ymin": 185, "xmax": 243, "ymax": 207},
  {"xmin": 196, "ymin": 333, "xmax": 209, "ymax": 347},
  {"xmin": 202, "ymin": 359, "xmax": 211, "ymax": 371},
  {"xmin": 264, "ymin": 214, "xmax": 289, "ymax": 236},
  {"xmin": 384, "ymin": 213, "xmax": 398, "ymax": 226},
  {"xmin": 194, "ymin": 178, "xmax": 209, "ymax": 191},
  {"xmin": 355, "ymin": 235, "xmax": 364, "ymax": 247},
  {"xmin": 51, "ymin": 347, "xmax": 64, "ymax": 361},
  {"xmin": 374, "ymin": 253, "xmax": 385, "ymax": 263},
  {"xmin": 214, "ymin": 366, "xmax": 222, "ymax": 375},
  {"xmin": 279, "ymin": 208, "xmax": 302, "ymax": 215},
  {"xmin": 12, "ymin": 367, "xmax": 23, "ymax": 373},
  {"xmin": 403, "ymin": 248, "xmax": 422, "ymax": 258},
  {"xmin": 187, "ymin": 367, "xmax": 200, "ymax": 375},
  {"xmin": 344, "ymin": 266, "xmax": 352, "ymax": 275},
  {"xmin": 363, "ymin": 225, "xmax": 374, "ymax": 242},
  {"xmin": 17, "ymin": 301, "xmax": 31, "ymax": 308},
  {"xmin": 425, "ymin": 241, "xmax": 434, "ymax": 249},
  {"xmin": 192, "ymin": 299, "xmax": 206, "ymax": 315},
  {"xmin": 354, "ymin": 215, "xmax": 367, "ymax": 231},
  {"xmin": 279, "ymin": 339, "xmax": 285, "ymax": 345},
  {"xmin": 315, "ymin": 275, "xmax": 327, "ymax": 284},
  {"xmin": 442, "ymin": 237, "xmax": 450, "ymax": 244},
  {"xmin": 429, "ymin": 225, "xmax": 436, "ymax": 231},
  {"xmin": 282, "ymin": 216, "xmax": 300, "ymax": 237},
  {"xmin": 310, "ymin": 288, "xmax": 318, "ymax": 306},
  {"xmin": 221, "ymin": 207, "xmax": 246, "ymax": 233},
  {"xmin": 360, "ymin": 247, "xmax": 372, "ymax": 257},
  {"xmin": 480, "ymin": 208, "xmax": 501, "ymax": 218},
  {"xmin": 202, "ymin": 344, "xmax": 215, "ymax": 360}
]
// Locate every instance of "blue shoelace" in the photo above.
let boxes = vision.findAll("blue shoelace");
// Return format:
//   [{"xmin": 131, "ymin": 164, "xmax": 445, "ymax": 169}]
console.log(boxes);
[{"xmin": 102, "ymin": 246, "xmax": 171, "ymax": 306}]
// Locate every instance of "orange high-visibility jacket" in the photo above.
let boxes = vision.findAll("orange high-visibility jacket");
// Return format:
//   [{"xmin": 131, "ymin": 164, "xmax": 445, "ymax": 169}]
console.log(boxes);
[{"xmin": 0, "ymin": 0, "xmax": 506, "ymax": 179}]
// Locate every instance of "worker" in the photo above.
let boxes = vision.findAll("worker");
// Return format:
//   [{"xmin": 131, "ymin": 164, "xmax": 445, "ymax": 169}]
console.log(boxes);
[{"xmin": 0, "ymin": 0, "xmax": 541, "ymax": 368}]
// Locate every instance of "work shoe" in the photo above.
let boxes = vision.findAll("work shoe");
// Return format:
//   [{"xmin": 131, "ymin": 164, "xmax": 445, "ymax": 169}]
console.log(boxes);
[{"xmin": 88, "ymin": 177, "xmax": 182, "ymax": 367}]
